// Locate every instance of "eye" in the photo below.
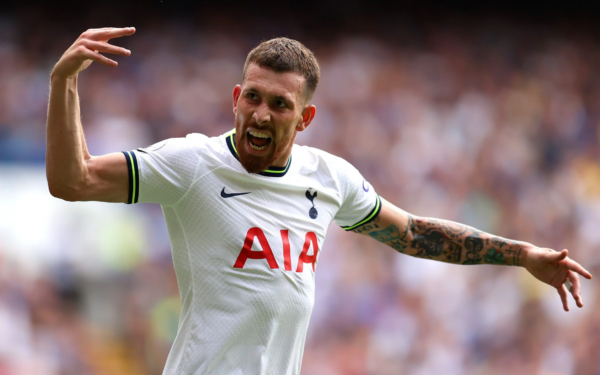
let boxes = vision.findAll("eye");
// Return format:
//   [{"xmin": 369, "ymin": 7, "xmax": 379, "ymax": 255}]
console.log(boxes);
[
  {"xmin": 276, "ymin": 100, "xmax": 287, "ymax": 108},
  {"xmin": 247, "ymin": 92, "xmax": 259, "ymax": 100}
]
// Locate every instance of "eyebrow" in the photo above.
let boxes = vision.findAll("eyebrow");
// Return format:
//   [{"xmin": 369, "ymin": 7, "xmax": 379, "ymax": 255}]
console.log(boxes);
[
  {"xmin": 245, "ymin": 87, "xmax": 293, "ymax": 104},
  {"xmin": 273, "ymin": 95, "xmax": 292, "ymax": 103}
]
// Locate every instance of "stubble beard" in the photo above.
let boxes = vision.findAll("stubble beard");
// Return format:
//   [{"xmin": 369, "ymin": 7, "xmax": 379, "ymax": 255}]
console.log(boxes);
[{"xmin": 234, "ymin": 118, "xmax": 295, "ymax": 174}]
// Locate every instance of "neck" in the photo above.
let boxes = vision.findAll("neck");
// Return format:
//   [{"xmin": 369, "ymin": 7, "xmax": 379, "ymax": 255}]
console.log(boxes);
[{"xmin": 271, "ymin": 144, "xmax": 294, "ymax": 167}]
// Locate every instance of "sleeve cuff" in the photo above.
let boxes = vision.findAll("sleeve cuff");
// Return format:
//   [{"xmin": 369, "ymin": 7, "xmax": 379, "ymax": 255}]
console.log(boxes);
[
  {"xmin": 122, "ymin": 151, "xmax": 140, "ymax": 204},
  {"xmin": 341, "ymin": 195, "xmax": 382, "ymax": 231}
]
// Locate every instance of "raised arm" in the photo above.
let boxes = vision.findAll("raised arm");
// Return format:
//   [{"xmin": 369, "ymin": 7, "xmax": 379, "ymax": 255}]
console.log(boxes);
[
  {"xmin": 46, "ymin": 27, "xmax": 135, "ymax": 202},
  {"xmin": 353, "ymin": 198, "xmax": 592, "ymax": 311}
]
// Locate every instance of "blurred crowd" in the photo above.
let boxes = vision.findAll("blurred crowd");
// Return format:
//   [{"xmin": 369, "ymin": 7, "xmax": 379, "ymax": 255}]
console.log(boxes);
[{"xmin": 1, "ymin": 7, "xmax": 600, "ymax": 375}]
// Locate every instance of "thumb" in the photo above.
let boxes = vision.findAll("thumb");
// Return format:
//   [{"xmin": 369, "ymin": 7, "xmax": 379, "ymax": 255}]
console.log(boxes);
[{"xmin": 543, "ymin": 249, "xmax": 568, "ymax": 262}]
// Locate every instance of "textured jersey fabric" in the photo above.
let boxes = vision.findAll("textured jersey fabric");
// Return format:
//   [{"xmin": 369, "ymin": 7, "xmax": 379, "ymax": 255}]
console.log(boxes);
[{"xmin": 123, "ymin": 130, "xmax": 381, "ymax": 375}]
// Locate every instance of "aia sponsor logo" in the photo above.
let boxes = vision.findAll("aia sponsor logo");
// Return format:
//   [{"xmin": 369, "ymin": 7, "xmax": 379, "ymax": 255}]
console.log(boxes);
[{"xmin": 233, "ymin": 228, "xmax": 318, "ymax": 272}]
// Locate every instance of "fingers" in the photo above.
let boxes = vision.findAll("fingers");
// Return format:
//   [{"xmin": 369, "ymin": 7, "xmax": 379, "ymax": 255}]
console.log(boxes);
[
  {"xmin": 72, "ymin": 33, "xmax": 133, "ymax": 68},
  {"xmin": 79, "ymin": 48, "xmax": 118, "ymax": 67},
  {"xmin": 566, "ymin": 258, "xmax": 593, "ymax": 280},
  {"xmin": 544, "ymin": 248, "xmax": 592, "ymax": 280},
  {"xmin": 83, "ymin": 27, "xmax": 136, "ymax": 41},
  {"xmin": 567, "ymin": 271, "xmax": 583, "ymax": 308},
  {"xmin": 81, "ymin": 40, "xmax": 131, "ymax": 56},
  {"xmin": 557, "ymin": 283, "xmax": 569, "ymax": 312},
  {"xmin": 96, "ymin": 27, "xmax": 136, "ymax": 40}
]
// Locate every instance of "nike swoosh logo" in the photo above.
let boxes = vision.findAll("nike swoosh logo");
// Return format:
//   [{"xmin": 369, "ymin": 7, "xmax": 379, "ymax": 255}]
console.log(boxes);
[{"xmin": 221, "ymin": 187, "xmax": 251, "ymax": 198}]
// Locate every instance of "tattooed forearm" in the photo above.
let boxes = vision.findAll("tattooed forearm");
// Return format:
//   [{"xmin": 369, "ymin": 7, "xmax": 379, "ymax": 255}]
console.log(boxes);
[
  {"xmin": 501, "ymin": 243, "xmax": 523, "ymax": 267},
  {"xmin": 366, "ymin": 223, "xmax": 409, "ymax": 253},
  {"xmin": 356, "ymin": 214, "xmax": 529, "ymax": 267},
  {"xmin": 441, "ymin": 221, "xmax": 468, "ymax": 240},
  {"xmin": 462, "ymin": 234, "xmax": 484, "ymax": 264}
]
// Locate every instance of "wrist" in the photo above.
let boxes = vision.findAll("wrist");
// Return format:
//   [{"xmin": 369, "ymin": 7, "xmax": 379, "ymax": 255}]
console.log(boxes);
[
  {"xmin": 50, "ymin": 70, "xmax": 77, "ymax": 84},
  {"xmin": 518, "ymin": 243, "xmax": 534, "ymax": 268}
]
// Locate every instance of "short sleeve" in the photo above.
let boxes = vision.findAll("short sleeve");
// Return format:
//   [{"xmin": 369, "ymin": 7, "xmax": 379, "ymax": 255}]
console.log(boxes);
[
  {"xmin": 333, "ymin": 158, "xmax": 382, "ymax": 231},
  {"xmin": 122, "ymin": 134, "xmax": 205, "ymax": 205}
]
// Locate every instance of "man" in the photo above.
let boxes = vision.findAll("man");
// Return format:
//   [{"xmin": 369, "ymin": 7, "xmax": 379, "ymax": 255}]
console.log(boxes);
[{"xmin": 46, "ymin": 27, "xmax": 592, "ymax": 374}]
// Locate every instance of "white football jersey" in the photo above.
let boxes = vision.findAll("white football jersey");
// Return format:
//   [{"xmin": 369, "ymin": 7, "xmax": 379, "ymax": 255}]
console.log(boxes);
[{"xmin": 122, "ymin": 130, "xmax": 381, "ymax": 375}]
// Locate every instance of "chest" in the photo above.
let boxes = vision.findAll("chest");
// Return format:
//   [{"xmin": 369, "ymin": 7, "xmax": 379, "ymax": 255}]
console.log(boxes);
[{"xmin": 175, "ymin": 167, "xmax": 341, "ymax": 274}]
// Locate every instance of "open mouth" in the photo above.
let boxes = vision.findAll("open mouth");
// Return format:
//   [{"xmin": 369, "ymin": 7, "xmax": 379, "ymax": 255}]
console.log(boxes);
[{"xmin": 247, "ymin": 130, "xmax": 272, "ymax": 151}]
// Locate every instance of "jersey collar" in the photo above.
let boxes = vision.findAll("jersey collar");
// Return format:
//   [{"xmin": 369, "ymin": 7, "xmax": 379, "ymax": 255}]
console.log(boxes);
[{"xmin": 226, "ymin": 131, "xmax": 292, "ymax": 178}]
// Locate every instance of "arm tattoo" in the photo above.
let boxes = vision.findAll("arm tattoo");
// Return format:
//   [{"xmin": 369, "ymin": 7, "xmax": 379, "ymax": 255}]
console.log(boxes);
[
  {"xmin": 354, "ymin": 215, "xmax": 526, "ymax": 266},
  {"xmin": 362, "ymin": 216, "xmax": 411, "ymax": 254},
  {"xmin": 352, "ymin": 216, "xmax": 381, "ymax": 235}
]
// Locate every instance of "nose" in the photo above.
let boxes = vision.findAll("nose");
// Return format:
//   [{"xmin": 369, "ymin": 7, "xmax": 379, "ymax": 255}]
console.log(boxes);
[{"xmin": 253, "ymin": 103, "xmax": 271, "ymax": 125}]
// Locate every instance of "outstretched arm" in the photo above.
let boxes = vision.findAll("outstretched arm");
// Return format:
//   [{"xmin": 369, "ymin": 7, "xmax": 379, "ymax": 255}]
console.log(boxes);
[
  {"xmin": 47, "ymin": 27, "xmax": 135, "ymax": 202},
  {"xmin": 353, "ymin": 197, "xmax": 593, "ymax": 311}
]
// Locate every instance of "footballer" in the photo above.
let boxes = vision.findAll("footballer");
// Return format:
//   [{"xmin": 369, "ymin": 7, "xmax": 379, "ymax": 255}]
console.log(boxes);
[{"xmin": 46, "ymin": 27, "xmax": 593, "ymax": 375}]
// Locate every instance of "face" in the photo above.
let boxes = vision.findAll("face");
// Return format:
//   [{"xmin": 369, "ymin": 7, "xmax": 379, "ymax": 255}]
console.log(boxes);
[{"xmin": 233, "ymin": 63, "xmax": 316, "ymax": 174}]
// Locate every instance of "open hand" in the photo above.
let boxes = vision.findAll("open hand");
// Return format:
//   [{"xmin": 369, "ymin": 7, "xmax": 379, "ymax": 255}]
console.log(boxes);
[
  {"xmin": 51, "ymin": 27, "xmax": 135, "ymax": 80},
  {"xmin": 525, "ymin": 248, "xmax": 592, "ymax": 311}
]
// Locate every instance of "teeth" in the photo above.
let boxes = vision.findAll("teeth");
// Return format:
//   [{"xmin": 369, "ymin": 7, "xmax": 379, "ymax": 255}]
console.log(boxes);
[
  {"xmin": 249, "ymin": 130, "xmax": 271, "ymax": 139},
  {"xmin": 250, "ymin": 143, "xmax": 267, "ymax": 151}
]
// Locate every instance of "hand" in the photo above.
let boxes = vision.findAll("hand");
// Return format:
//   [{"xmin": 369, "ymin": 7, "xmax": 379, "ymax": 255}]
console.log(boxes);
[
  {"xmin": 51, "ymin": 27, "xmax": 135, "ymax": 80},
  {"xmin": 524, "ymin": 247, "xmax": 592, "ymax": 311}
]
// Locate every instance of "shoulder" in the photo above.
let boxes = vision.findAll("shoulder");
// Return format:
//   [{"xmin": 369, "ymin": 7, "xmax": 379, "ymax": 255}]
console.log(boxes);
[
  {"xmin": 133, "ymin": 132, "xmax": 233, "ymax": 176},
  {"xmin": 291, "ymin": 145, "xmax": 364, "ymax": 199},
  {"xmin": 137, "ymin": 132, "xmax": 229, "ymax": 157},
  {"xmin": 137, "ymin": 133, "xmax": 207, "ymax": 152},
  {"xmin": 293, "ymin": 144, "xmax": 351, "ymax": 168},
  {"xmin": 293, "ymin": 144, "xmax": 358, "ymax": 177}
]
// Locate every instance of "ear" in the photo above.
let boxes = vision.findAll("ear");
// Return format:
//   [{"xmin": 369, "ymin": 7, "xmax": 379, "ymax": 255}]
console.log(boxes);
[
  {"xmin": 232, "ymin": 85, "xmax": 242, "ymax": 114},
  {"xmin": 296, "ymin": 105, "xmax": 316, "ymax": 132}
]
